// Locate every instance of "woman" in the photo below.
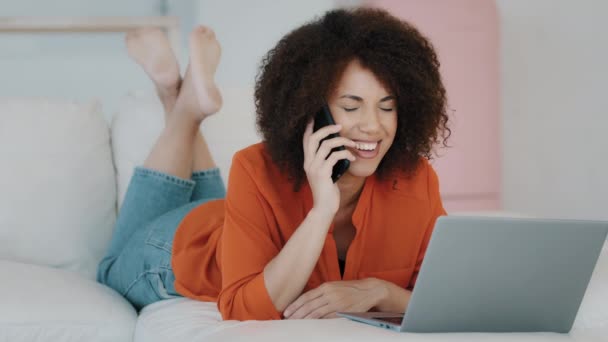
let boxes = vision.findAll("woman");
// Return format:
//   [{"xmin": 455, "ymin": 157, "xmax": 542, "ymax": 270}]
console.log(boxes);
[{"xmin": 97, "ymin": 7, "xmax": 450, "ymax": 321}]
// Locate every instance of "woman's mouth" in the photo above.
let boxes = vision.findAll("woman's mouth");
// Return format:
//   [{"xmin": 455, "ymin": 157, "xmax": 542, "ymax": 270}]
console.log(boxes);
[{"xmin": 351, "ymin": 140, "xmax": 381, "ymax": 159}]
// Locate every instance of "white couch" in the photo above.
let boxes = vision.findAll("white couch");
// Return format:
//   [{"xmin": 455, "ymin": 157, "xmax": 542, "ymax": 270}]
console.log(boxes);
[{"xmin": 1, "ymin": 94, "xmax": 607, "ymax": 342}]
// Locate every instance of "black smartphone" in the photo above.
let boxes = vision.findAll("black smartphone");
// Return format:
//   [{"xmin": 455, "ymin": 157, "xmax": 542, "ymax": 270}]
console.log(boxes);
[{"xmin": 313, "ymin": 104, "xmax": 350, "ymax": 183}]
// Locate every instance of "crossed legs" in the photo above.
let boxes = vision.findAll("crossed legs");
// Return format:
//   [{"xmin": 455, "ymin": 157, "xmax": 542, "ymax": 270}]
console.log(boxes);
[
  {"xmin": 126, "ymin": 26, "xmax": 222, "ymax": 179},
  {"xmin": 97, "ymin": 26, "xmax": 226, "ymax": 309}
]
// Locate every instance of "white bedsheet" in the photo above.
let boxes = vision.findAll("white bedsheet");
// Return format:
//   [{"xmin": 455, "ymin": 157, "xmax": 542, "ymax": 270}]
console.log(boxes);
[
  {"xmin": 134, "ymin": 297, "xmax": 606, "ymax": 342},
  {"xmin": 135, "ymin": 245, "xmax": 608, "ymax": 342}
]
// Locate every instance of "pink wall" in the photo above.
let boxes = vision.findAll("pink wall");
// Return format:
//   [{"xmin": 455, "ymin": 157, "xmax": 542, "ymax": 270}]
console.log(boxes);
[{"xmin": 363, "ymin": 0, "xmax": 501, "ymax": 212}]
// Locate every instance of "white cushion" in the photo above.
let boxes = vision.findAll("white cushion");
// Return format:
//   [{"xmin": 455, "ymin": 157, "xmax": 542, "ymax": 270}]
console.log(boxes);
[
  {"xmin": 0, "ymin": 260, "xmax": 137, "ymax": 342},
  {"xmin": 111, "ymin": 91, "xmax": 165, "ymax": 209},
  {"xmin": 0, "ymin": 98, "xmax": 116, "ymax": 279},
  {"xmin": 111, "ymin": 87, "xmax": 259, "ymax": 209}
]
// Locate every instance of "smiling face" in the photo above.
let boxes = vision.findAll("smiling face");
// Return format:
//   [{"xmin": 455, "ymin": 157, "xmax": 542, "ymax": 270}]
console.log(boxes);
[{"xmin": 327, "ymin": 59, "xmax": 398, "ymax": 179}]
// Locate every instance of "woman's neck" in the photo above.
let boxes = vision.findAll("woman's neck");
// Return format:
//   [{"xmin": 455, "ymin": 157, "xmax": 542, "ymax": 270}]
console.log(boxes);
[{"xmin": 336, "ymin": 173, "xmax": 366, "ymax": 211}]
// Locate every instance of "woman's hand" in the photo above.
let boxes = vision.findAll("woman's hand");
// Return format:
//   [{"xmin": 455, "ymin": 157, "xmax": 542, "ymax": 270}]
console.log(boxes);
[
  {"xmin": 302, "ymin": 120, "xmax": 356, "ymax": 219},
  {"xmin": 283, "ymin": 278, "xmax": 385, "ymax": 319}
]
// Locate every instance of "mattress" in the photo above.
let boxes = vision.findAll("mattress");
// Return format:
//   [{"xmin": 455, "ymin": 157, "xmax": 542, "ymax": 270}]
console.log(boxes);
[
  {"xmin": 134, "ymin": 245, "xmax": 608, "ymax": 342},
  {"xmin": 134, "ymin": 298, "xmax": 605, "ymax": 341}
]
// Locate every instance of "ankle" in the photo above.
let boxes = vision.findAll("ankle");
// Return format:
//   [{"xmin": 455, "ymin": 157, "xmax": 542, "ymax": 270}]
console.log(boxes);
[{"xmin": 165, "ymin": 113, "xmax": 202, "ymax": 137}]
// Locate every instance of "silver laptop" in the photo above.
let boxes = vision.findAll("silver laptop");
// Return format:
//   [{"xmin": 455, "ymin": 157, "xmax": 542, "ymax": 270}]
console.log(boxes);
[{"xmin": 338, "ymin": 216, "xmax": 608, "ymax": 333}]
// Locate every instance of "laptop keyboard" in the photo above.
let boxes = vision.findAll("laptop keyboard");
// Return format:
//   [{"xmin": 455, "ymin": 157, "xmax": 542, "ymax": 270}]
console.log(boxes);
[{"xmin": 373, "ymin": 316, "xmax": 404, "ymax": 325}]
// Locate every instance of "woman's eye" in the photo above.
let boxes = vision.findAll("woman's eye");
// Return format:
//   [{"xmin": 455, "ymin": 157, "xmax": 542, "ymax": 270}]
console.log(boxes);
[
  {"xmin": 343, "ymin": 107, "xmax": 358, "ymax": 112},
  {"xmin": 380, "ymin": 108, "xmax": 394, "ymax": 112}
]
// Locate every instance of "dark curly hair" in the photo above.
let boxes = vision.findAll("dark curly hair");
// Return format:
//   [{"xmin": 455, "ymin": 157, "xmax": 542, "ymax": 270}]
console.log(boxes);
[{"xmin": 255, "ymin": 7, "xmax": 450, "ymax": 191}]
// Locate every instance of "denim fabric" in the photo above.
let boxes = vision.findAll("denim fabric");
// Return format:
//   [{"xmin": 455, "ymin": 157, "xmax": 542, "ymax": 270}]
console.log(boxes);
[{"xmin": 97, "ymin": 166, "xmax": 225, "ymax": 310}]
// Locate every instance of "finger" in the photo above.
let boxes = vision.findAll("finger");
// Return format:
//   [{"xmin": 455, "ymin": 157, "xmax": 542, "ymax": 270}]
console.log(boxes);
[
  {"xmin": 304, "ymin": 302, "xmax": 334, "ymax": 319},
  {"xmin": 309, "ymin": 140, "xmax": 356, "ymax": 174},
  {"xmin": 302, "ymin": 120, "xmax": 317, "ymax": 169},
  {"xmin": 307, "ymin": 124, "xmax": 342, "ymax": 159},
  {"xmin": 315, "ymin": 150, "xmax": 356, "ymax": 181},
  {"xmin": 321, "ymin": 312, "xmax": 339, "ymax": 319},
  {"xmin": 284, "ymin": 289, "xmax": 323, "ymax": 318},
  {"xmin": 302, "ymin": 120, "xmax": 314, "ymax": 152},
  {"xmin": 292, "ymin": 296, "xmax": 330, "ymax": 319},
  {"xmin": 315, "ymin": 137, "xmax": 357, "ymax": 161},
  {"xmin": 319, "ymin": 150, "xmax": 356, "ymax": 175}
]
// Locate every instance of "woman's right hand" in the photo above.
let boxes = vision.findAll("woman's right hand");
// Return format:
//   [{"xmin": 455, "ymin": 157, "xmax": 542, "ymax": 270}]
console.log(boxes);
[{"xmin": 302, "ymin": 120, "xmax": 356, "ymax": 220}]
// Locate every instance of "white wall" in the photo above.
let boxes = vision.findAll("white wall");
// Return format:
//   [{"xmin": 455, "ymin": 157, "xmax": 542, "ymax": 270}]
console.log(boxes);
[
  {"xmin": 2, "ymin": 0, "xmax": 607, "ymax": 221},
  {"xmin": 497, "ymin": 0, "xmax": 608, "ymax": 220},
  {"xmin": 0, "ymin": 0, "xmax": 169, "ymax": 122},
  {"xmin": 0, "ymin": 0, "xmax": 336, "ymax": 135},
  {"xmin": 200, "ymin": 0, "xmax": 608, "ymax": 220},
  {"xmin": 197, "ymin": 0, "xmax": 336, "ymax": 87}
]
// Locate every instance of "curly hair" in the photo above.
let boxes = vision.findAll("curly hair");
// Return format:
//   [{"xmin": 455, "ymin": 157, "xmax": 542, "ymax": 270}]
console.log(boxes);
[{"xmin": 255, "ymin": 7, "xmax": 450, "ymax": 191}]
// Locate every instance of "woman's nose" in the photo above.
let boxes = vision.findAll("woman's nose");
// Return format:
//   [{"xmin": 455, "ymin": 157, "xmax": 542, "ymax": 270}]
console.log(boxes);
[{"xmin": 358, "ymin": 109, "xmax": 381, "ymax": 133}]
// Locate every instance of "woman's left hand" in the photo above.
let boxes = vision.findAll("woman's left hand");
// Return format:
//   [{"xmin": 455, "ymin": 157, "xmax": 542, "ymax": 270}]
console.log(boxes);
[{"xmin": 283, "ymin": 278, "xmax": 385, "ymax": 319}]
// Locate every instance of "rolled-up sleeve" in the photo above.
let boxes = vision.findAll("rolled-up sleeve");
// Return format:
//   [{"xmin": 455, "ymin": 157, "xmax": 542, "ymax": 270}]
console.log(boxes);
[{"xmin": 217, "ymin": 152, "xmax": 282, "ymax": 320}]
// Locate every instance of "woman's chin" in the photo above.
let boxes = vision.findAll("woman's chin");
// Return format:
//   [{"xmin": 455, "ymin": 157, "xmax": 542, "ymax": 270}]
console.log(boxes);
[{"xmin": 345, "ymin": 162, "xmax": 378, "ymax": 178}]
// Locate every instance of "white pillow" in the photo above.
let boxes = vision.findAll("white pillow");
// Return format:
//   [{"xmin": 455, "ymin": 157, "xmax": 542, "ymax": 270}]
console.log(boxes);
[
  {"xmin": 111, "ymin": 91, "xmax": 165, "ymax": 210},
  {"xmin": 0, "ymin": 98, "xmax": 116, "ymax": 279}
]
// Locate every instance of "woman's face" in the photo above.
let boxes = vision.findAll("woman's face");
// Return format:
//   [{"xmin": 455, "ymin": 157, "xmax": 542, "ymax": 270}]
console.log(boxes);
[{"xmin": 327, "ymin": 59, "xmax": 398, "ymax": 179}]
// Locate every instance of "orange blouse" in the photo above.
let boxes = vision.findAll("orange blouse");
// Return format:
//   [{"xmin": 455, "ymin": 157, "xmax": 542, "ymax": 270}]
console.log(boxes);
[{"xmin": 171, "ymin": 142, "xmax": 446, "ymax": 321}]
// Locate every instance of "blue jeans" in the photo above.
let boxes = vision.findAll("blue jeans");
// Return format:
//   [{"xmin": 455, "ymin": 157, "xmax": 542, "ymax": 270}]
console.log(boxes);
[{"xmin": 97, "ymin": 166, "xmax": 226, "ymax": 311}]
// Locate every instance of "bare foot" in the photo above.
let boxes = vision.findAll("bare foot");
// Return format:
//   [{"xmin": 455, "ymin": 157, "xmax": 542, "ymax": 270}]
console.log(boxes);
[
  {"xmin": 125, "ymin": 28, "xmax": 181, "ymax": 115},
  {"xmin": 172, "ymin": 26, "xmax": 223, "ymax": 121}
]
